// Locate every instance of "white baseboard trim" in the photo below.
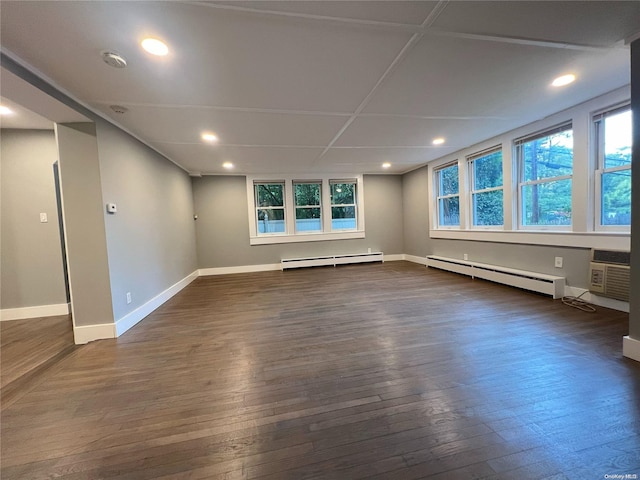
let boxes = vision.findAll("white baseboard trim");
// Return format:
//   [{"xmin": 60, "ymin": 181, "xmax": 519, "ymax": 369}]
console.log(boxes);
[
  {"xmin": 563, "ymin": 286, "xmax": 629, "ymax": 313},
  {"xmin": 623, "ymin": 336, "xmax": 640, "ymax": 362},
  {"xmin": 383, "ymin": 254, "xmax": 405, "ymax": 262},
  {"xmin": 73, "ymin": 323, "xmax": 116, "ymax": 345},
  {"xmin": 0, "ymin": 303, "xmax": 70, "ymax": 321},
  {"xmin": 404, "ymin": 254, "xmax": 429, "ymax": 266},
  {"xmin": 199, "ymin": 264, "xmax": 281, "ymax": 276},
  {"xmin": 114, "ymin": 270, "xmax": 200, "ymax": 338}
]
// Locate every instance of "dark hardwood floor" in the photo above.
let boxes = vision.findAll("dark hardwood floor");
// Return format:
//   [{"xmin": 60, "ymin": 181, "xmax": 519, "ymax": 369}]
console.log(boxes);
[
  {"xmin": 1, "ymin": 314, "xmax": 75, "ymax": 408},
  {"xmin": 2, "ymin": 261, "xmax": 639, "ymax": 479}
]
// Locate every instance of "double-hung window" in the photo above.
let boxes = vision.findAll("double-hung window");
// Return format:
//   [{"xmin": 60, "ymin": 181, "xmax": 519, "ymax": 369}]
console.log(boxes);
[
  {"xmin": 255, "ymin": 182, "xmax": 286, "ymax": 234},
  {"xmin": 294, "ymin": 182, "xmax": 322, "ymax": 233},
  {"xmin": 516, "ymin": 123, "xmax": 573, "ymax": 228},
  {"xmin": 330, "ymin": 181, "xmax": 357, "ymax": 231},
  {"xmin": 594, "ymin": 106, "xmax": 632, "ymax": 229},
  {"xmin": 468, "ymin": 147, "xmax": 503, "ymax": 227},
  {"xmin": 435, "ymin": 163, "xmax": 460, "ymax": 227}
]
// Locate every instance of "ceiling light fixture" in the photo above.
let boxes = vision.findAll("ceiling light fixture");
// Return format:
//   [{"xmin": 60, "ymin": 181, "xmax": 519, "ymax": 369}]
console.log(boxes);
[
  {"xmin": 552, "ymin": 74, "xmax": 576, "ymax": 87},
  {"xmin": 141, "ymin": 38, "xmax": 169, "ymax": 56},
  {"xmin": 432, "ymin": 137, "xmax": 445, "ymax": 145},
  {"xmin": 110, "ymin": 105, "xmax": 129, "ymax": 114},
  {"xmin": 201, "ymin": 132, "xmax": 218, "ymax": 143},
  {"xmin": 0, "ymin": 105, "xmax": 14, "ymax": 115},
  {"xmin": 382, "ymin": 162, "xmax": 391, "ymax": 169},
  {"xmin": 101, "ymin": 51, "xmax": 128, "ymax": 68},
  {"xmin": 222, "ymin": 162, "xmax": 234, "ymax": 169}
]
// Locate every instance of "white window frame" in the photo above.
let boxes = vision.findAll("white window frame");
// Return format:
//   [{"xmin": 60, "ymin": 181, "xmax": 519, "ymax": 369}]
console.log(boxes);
[
  {"xmin": 293, "ymin": 181, "xmax": 323, "ymax": 234},
  {"xmin": 434, "ymin": 162, "xmax": 460, "ymax": 229},
  {"xmin": 247, "ymin": 174, "xmax": 365, "ymax": 245},
  {"xmin": 330, "ymin": 180, "xmax": 358, "ymax": 232},
  {"xmin": 516, "ymin": 122, "xmax": 573, "ymax": 231},
  {"xmin": 593, "ymin": 104, "xmax": 632, "ymax": 232},
  {"xmin": 254, "ymin": 181, "xmax": 287, "ymax": 236},
  {"xmin": 468, "ymin": 146, "xmax": 504, "ymax": 229},
  {"xmin": 427, "ymin": 87, "xmax": 630, "ymax": 251}
]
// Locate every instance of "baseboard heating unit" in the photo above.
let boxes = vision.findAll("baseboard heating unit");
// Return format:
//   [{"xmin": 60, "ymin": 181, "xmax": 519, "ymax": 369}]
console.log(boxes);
[
  {"xmin": 426, "ymin": 255, "xmax": 565, "ymax": 299},
  {"xmin": 281, "ymin": 252, "xmax": 383, "ymax": 270}
]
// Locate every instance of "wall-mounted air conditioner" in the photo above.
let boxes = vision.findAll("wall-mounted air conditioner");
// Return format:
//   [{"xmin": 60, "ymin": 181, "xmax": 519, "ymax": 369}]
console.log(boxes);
[{"xmin": 588, "ymin": 249, "xmax": 630, "ymax": 302}]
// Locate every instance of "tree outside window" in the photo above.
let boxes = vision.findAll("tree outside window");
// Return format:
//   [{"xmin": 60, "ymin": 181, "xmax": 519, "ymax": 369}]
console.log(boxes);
[
  {"xmin": 517, "ymin": 125, "xmax": 573, "ymax": 227},
  {"xmin": 469, "ymin": 149, "xmax": 503, "ymax": 226},
  {"xmin": 436, "ymin": 163, "xmax": 460, "ymax": 227},
  {"xmin": 294, "ymin": 182, "xmax": 322, "ymax": 233},
  {"xmin": 596, "ymin": 107, "xmax": 631, "ymax": 227},
  {"xmin": 255, "ymin": 183, "xmax": 285, "ymax": 234},
  {"xmin": 330, "ymin": 182, "xmax": 357, "ymax": 230}
]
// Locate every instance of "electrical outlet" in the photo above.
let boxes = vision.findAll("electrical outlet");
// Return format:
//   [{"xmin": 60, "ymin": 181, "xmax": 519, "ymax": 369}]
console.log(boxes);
[
  {"xmin": 554, "ymin": 257, "xmax": 563, "ymax": 268},
  {"xmin": 463, "ymin": 253, "xmax": 468, "ymax": 260},
  {"xmin": 126, "ymin": 292, "xmax": 132, "ymax": 304},
  {"xmin": 40, "ymin": 212, "xmax": 48, "ymax": 223}
]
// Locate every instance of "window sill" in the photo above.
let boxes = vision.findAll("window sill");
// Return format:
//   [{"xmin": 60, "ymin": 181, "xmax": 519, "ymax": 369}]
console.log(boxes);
[
  {"xmin": 250, "ymin": 230, "xmax": 365, "ymax": 245},
  {"xmin": 430, "ymin": 229, "xmax": 630, "ymax": 250}
]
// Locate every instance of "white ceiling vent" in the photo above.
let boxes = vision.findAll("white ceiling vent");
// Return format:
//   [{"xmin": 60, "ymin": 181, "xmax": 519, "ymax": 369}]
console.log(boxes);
[
  {"xmin": 101, "ymin": 51, "xmax": 127, "ymax": 68},
  {"xmin": 109, "ymin": 105, "xmax": 128, "ymax": 114}
]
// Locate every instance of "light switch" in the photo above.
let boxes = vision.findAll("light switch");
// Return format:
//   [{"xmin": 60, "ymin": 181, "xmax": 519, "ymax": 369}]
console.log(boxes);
[{"xmin": 40, "ymin": 212, "xmax": 48, "ymax": 223}]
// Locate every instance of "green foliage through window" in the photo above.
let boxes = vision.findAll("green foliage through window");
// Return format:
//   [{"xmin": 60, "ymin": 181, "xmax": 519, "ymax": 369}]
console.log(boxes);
[
  {"xmin": 598, "ymin": 108, "xmax": 632, "ymax": 226},
  {"xmin": 436, "ymin": 164, "xmax": 459, "ymax": 226},
  {"xmin": 470, "ymin": 149, "xmax": 503, "ymax": 226},
  {"xmin": 294, "ymin": 183, "xmax": 322, "ymax": 232},
  {"xmin": 519, "ymin": 127, "xmax": 573, "ymax": 226},
  {"xmin": 330, "ymin": 182, "xmax": 357, "ymax": 229}
]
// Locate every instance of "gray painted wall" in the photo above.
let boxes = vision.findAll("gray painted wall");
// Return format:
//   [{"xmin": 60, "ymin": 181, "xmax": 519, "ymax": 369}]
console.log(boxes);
[
  {"xmin": 402, "ymin": 166, "xmax": 430, "ymax": 258},
  {"xmin": 56, "ymin": 123, "xmax": 114, "ymax": 327},
  {"xmin": 193, "ymin": 174, "xmax": 404, "ymax": 267},
  {"xmin": 428, "ymin": 239, "xmax": 591, "ymax": 288},
  {"xmin": 95, "ymin": 120, "xmax": 198, "ymax": 321},
  {"xmin": 401, "ymin": 165, "xmax": 594, "ymax": 289},
  {"xmin": 0, "ymin": 129, "xmax": 67, "ymax": 309}
]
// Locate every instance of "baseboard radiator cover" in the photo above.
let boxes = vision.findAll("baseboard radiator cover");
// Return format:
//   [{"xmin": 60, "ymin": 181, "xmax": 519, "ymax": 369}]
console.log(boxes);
[
  {"xmin": 281, "ymin": 252, "xmax": 383, "ymax": 270},
  {"xmin": 426, "ymin": 255, "xmax": 565, "ymax": 299}
]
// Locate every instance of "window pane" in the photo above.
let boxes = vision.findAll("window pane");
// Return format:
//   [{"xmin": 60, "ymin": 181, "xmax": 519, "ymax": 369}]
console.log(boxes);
[
  {"xmin": 473, "ymin": 151, "xmax": 503, "ymax": 190},
  {"xmin": 331, "ymin": 206, "xmax": 356, "ymax": 230},
  {"xmin": 294, "ymin": 183, "xmax": 320, "ymax": 206},
  {"xmin": 473, "ymin": 190, "xmax": 503, "ymax": 226},
  {"xmin": 522, "ymin": 130, "xmax": 573, "ymax": 182},
  {"xmin": 256, "ymin": 184, "xmax": 284, "ymax": 207},
  {"xmin": 602, "ymin": 170, "xmax": 631, "ymax": 225},
  {"xmin": 521, "ymin": 179, "xmax": 572, "ymax": 226},
  {"xmin": 295, "ymin": 207, "xmax": 322, "ymax": 232},
  {"xmin": 604, "ymin": 109, "xmax": 632, "ymax": 169},
  {"xmin": 257, "ymin": 208, "xmax": 285, "ymax": 233},
  {"xmin": 438, "ymin": 165, "xmax": 458, "ymax": 195},
  {"xmin": 438, "ymin": 197, "xmax": 459, "ymax": 226},
  {"xmin": 330, "ymin": 183, "xmax": 355, "ymax": 204}
]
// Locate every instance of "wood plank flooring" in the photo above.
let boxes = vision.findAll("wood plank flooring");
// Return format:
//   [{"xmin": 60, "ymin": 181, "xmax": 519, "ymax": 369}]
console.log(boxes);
[
  {"xmin": 1, "ymin": 314, "xmax": 75, "ymax": 407},
  {"xmin": 1, "ymin": 261, "xmax": 639, "ymax": 479}
]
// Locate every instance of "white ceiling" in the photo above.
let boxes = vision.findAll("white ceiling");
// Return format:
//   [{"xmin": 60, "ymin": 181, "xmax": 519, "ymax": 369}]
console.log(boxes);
[
  {"xmin": 0, "ymin": 96, "xmax": 54, "ymax": 130},
  {"xmin": 1, "ymin": 1, "xmax": 638, "ymax": 175}
]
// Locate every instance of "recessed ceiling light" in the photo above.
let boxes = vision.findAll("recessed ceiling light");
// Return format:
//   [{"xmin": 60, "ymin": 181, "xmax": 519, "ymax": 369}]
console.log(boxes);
[
  {"xmin": 382, "ymin": 162, "xmax": 391, "ymax": 169},
  {"xmin": 432, "ymin": 137, "xmax": 445, "ymax": 145},
  {"xmin": 222, "ymin": 162, "xmax": 234, "ymax": 169},
  {"xmin": 201, "ymin": 132, "xmax": 218, "ymax": 143},
  {"xmin": 0, "ymin": 105, "xmax": 14, "ymax": 115},
  {"xmin": 141, "ymin": 38, "xmax": 169, "ymax": 56},
  {"xmin": 552, "ymin": 74, "xmax": 576, "ymax": 87}
]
